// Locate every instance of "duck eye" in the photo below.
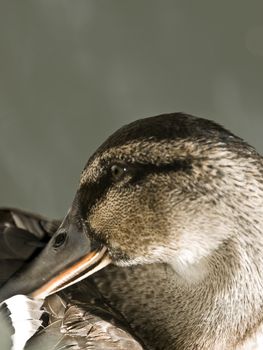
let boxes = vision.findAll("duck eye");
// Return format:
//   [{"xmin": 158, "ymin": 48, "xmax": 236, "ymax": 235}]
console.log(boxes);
[
  {"xmin": 111, "ymin": 164, "xmax": 127, "ymax": 181},
  {"xmin": 53, "ymin": 232, "xmax": 67, "ymax": 248}
]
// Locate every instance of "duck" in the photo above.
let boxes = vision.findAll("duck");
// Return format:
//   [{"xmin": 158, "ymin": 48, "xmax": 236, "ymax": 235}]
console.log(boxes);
[{"xmin": 0, "ymin": 112, "xmax": 263, "ymax": 349}]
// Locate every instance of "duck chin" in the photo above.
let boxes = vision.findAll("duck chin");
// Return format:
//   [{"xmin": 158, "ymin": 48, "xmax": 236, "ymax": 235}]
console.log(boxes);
[
  {"xmin": 109, "ymin": 246, "xmax": 167, "ymax": 268},
  {"xmin": 109, "ymin": 244, "xmax": 210, "ymax": 284},
  {"xmin": 113, "ymin": 256, "xmax": 156, "ymax": 267}
]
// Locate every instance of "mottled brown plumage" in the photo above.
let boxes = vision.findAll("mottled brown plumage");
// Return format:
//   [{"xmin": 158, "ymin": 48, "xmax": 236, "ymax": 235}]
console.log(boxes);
[
  {"xmin": 77, "ymin": 113, "xmax": 263, "ymax": 349},
  {"xmin": 26, "ymin": 281, "xmax": 144, "ymax": 350}
]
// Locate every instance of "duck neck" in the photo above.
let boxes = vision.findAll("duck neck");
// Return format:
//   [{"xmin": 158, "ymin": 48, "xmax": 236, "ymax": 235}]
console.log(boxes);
[
  {"xmin": 94, "ymin": 229, "xmax": 263, "ymax": 350},
  {"xmin": 95, "ymin": 210, "xmax": 263, "ymax": 349},
  {"xmin": 175, "ymin": 225, "xmax": 263, "ymax": 349}
]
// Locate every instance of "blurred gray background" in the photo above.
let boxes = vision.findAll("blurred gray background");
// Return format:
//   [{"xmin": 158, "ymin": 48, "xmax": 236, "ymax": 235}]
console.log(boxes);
[{"xmin": 1, "ymin": 0, "xmax": 263, "ymax": 219}]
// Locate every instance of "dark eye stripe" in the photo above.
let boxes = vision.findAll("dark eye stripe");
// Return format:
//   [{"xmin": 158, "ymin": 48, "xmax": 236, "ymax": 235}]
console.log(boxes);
[
  {"xmin": 78, "ymin": 159, "xmax": 192, "ymax": 217},
  {"xmin": 128, "ymin": 159, "xmax": 192, "ymax": 184}
]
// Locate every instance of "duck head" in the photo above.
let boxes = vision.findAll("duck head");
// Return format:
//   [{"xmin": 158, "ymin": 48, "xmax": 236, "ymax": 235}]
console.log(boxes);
[{"xmin": 0, "ymin": 113, "xmax": 259, "ymax": 301}]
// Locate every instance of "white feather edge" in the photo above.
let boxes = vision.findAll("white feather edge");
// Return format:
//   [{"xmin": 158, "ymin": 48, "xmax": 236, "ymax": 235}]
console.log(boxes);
[{"xmin": 1, "ymin": 295, "xmax": 44, "ymax": 350}]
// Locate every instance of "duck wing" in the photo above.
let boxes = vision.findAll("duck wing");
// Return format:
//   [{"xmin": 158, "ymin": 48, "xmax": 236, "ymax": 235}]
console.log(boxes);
[
  {"xmin": 25, "ymin": 278, "xmax": 144, "ymax": 350},
  {"xmin": 0, "ymin": 208, "xmax": 60, "ymax": 287}
]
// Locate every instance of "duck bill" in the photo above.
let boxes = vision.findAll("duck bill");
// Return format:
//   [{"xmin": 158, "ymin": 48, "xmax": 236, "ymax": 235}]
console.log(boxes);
[
  {"xmin": 0, "ymin": 210, "xmax": 111, "ymax": 303},
  {"xmin": 30, "ymin": 245, "xmax": 111, "ymax": 300}
]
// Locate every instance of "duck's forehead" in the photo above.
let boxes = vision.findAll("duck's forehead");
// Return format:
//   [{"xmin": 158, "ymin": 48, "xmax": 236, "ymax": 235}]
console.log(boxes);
[{"xmin": 80, "ymin": 138, "xmax": 209, "ymax": 185}]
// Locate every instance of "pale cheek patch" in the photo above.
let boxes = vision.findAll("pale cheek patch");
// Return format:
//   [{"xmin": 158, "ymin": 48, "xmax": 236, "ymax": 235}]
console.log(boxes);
[{"xmin": 1, "ymin": 295, "xmax": 44, "ymax": 350}]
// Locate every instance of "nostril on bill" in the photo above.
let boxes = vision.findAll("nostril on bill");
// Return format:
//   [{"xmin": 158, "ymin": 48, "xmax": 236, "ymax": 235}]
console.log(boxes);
[{"xmin": 53, "ymin": 232, "xmax": 67, "ymax": 249}]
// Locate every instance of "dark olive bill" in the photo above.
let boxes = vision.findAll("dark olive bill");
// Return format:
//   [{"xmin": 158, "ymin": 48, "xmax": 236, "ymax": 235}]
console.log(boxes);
[{"xmin": 0, "ymin": 211, "xmax": 111, "ymax": 303}]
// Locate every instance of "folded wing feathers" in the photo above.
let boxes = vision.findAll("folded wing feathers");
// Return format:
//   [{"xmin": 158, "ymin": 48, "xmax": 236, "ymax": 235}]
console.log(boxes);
[{"xmin": 2, "ymin": 295, "xmax": 44, "ymax": 350}]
